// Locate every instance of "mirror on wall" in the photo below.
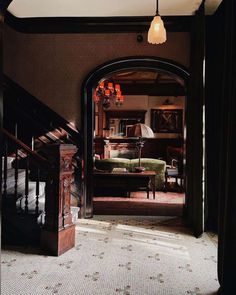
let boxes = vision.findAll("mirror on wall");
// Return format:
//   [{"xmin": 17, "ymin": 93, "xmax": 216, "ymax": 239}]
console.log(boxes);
[{"xmin": 104, "ymin": 110, "xmax": 146, "ymax": 138}]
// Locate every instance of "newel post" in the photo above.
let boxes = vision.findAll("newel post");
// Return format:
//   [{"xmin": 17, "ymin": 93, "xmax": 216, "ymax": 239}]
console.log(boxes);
[{"xmin": 41, "ymin": 143, "xmax": 77, "ymax": 256}]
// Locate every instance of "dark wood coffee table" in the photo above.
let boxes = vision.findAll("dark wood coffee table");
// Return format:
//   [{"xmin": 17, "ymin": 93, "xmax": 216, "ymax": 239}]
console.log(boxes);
[{"xmin": 94, "ymin": 170, "xmax": 156, "ymax": 199}]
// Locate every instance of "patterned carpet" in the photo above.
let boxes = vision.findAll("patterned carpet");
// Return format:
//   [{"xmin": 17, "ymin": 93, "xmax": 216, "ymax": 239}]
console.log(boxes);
[
  {"xmin": 95, "ymin": 191, "xmax": 185, "ymax": 204},
  {"xmin": 1, "ymin": 216, "xmax": 219, "ymax": 295},
  {"xmin": 93, "ymin": 192, "xmax": 184, "ymax": 215}
]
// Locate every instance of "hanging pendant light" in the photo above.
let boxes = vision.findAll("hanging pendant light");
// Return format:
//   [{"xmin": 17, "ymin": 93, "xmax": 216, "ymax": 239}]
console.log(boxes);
[{"xmin": 148, "ymin": 0, "xmax": 167, "ymax": 44}]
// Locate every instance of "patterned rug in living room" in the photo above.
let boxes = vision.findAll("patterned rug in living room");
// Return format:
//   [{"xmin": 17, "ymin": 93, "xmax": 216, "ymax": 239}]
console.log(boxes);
[
  {"xmin": 93, "ymin": 192, "xmax": 185, "ymax": 215},
  {"xmin": 1, "ymin": 216, "xmax": 219, "ymax": 295}
]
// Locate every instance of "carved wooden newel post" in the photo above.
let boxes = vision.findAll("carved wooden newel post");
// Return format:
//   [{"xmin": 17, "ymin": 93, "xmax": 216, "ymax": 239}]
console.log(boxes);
[{"xmin": 41, "ymin": 143, "xmax": 77, "ymax": 256}]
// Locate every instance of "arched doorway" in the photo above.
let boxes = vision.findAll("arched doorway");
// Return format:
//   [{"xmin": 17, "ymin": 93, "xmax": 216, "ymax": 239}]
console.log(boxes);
[{"xmin": 81, "ymin": 56, "xmax": 203, "ymax": 236}]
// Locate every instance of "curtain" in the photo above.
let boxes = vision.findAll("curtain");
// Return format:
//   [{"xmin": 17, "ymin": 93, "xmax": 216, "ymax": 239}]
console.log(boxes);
[
  {"xmin": 205, "ymin": 1, "xmax": 226, "ymax": 232},
  {"xmin": 216, "ymin": 0, "xmax": 236, "ymax": 293},
  {"xmin": 186, "ymin": 2, "xmax": 204, "ymax": 236}
]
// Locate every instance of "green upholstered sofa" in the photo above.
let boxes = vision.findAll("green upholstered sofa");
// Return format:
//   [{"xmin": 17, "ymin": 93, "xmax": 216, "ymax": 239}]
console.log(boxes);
[{"xmin": 94, "ymin": 158, "xmax": 166, "ymax": 190}]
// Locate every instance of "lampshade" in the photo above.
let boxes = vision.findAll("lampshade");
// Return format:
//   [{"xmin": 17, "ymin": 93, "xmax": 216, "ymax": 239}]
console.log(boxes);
[
  {"xmin": 148, "ymin": 15, "xmax": 166, "ymax": 44},
  {"xmin": 129, "ymin": 124, "xmax": 154, "ymax": 172},
  {"xmin": 128, "ymin": 123, "xmax": 154, "ymax": 138},
  {"xmin": 148, "ymin": 0, "xmax": 166, "ymax": 45},
  {"xmin": 93, "ymin": 80, "xmax": 124, "ymax": 109}
]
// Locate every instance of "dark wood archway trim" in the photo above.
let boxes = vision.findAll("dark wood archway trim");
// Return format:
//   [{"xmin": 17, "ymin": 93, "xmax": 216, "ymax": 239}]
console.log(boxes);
[
  {"xmin": 4, "ymin": 11, "xmax": 192, "ymax": 34},
  {"xmin": 81, "ymin": 56, "xmax": 189, "ymax": 218}
]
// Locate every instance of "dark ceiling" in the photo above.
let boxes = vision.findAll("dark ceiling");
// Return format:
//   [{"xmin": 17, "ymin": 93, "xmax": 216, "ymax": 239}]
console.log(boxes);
[{"xmin": 109, "ymin": 70, "xmax": 186, "ymax": 96}]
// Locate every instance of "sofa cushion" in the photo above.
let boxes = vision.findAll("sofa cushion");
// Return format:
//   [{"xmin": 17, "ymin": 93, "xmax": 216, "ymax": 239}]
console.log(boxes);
[
  {"xmin": 95, "ymin": 158, "xmax": 131, "ymax": 172},
  {"xmin": 130, "ymin": 158, "xmax": 166, "ymax": 190}
]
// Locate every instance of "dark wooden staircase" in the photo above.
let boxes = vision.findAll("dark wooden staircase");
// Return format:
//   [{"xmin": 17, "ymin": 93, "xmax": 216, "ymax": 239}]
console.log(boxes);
[{"xmin": 2, "ymin": 76, "xmax": 82, "ymax": 255}]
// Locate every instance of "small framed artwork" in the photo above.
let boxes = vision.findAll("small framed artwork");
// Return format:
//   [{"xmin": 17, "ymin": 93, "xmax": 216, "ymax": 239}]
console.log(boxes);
[{"xmin": 151, "ymin": 109, "xmax": 183, "ymax": 133}]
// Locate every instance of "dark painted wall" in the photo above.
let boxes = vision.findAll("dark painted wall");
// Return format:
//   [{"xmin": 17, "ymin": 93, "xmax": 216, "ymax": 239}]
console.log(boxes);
[
  {"xmin": 3, "ymin": 25, "xmax": 190, "ymax": 128},
  {"xmin": 205, "ymin": 6, "xmax": 224, "ymax": 232}
]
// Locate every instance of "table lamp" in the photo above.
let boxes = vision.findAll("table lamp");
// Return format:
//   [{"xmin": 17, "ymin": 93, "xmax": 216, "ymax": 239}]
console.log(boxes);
[{"xmin": 128, "ymin": 123, "xmax": 154, "ymax": 172}]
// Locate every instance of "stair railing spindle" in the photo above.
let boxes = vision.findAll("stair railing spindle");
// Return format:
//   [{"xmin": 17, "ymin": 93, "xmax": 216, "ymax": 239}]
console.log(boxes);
[
  {"xmin": 24, "ymin": 155, "xmax": 29, "ymax": 214},
  {"xmin": 32, "ymin": 135, "xmax": 34, "ymax": 151},
  {"xmin": 35, "ymin": 168, "xmax": 40, "ymax": 215},
  {"xmin": 3, "ymin": 141, "xmax": 8, "ymax": 199},
  {"xmin": 14, "ymin": 147, "xmax": 19, "ymax": 202}
]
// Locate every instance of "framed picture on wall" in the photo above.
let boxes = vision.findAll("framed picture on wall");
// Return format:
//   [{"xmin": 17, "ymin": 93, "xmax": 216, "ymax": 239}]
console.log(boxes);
[{"xmin": 151, "ymin": 109, "xmax": 183, "ymax": 133}]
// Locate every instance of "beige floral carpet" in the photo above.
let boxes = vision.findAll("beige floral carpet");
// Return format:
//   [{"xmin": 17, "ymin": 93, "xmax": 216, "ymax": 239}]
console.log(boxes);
[{"xmin": 1, "ymin": 216, "xmax": 219, "ymax": 295}]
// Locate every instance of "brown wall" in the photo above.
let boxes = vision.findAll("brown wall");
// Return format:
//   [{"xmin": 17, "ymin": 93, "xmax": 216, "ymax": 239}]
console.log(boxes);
[{"xmin": 3, "ymin": 25, "xmax": 190, "ymax": 128}]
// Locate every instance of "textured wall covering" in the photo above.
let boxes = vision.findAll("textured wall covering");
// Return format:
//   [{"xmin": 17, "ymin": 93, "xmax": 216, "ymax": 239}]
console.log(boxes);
[{"xmin": 3, "ymin": 25, "xmax": 190, "ymax": 128}]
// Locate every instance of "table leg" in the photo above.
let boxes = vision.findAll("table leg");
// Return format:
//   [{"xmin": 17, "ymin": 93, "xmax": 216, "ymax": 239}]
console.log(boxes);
[{"xmin": 152, "ymin": 176, "xmax": 155, "ymax": 199}]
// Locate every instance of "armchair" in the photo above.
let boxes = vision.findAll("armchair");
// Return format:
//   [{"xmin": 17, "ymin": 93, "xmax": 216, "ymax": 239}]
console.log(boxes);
[{"xmin": 165, "ymin": 146, "xmax": 184, "ymax": 192}]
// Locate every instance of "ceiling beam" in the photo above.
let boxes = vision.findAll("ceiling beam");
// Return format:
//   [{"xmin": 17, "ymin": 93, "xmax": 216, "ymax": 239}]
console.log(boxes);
[
  {"xmin": 119, "ymin": 83, "xmax": 186, "ymax": 96},
  {"xmin": 5, "ymin": 11, "xmax": 192, "ymax": 33}
]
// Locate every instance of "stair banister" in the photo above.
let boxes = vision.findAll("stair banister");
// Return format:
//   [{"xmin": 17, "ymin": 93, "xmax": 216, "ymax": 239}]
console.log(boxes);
[
  {"xmin": 2, "ymin": 129, "xmax": 77, "ymax": 256},
  {"xmin": 2, "ymin": 128, "xmax": 50, "ymax": 168},
  {"xmin": 40, "ymin": 143, "xmax": 77, "ymax": 256}
]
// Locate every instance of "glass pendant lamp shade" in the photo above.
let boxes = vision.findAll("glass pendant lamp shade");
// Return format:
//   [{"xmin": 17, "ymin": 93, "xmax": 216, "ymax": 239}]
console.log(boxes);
[
  {"xmin": 148, "ymin": 0, "xmax": 166, "ymax": 45},
  {"xmin": 148, "ymin": 15, "xmax": 166, "ymax": 44}
]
